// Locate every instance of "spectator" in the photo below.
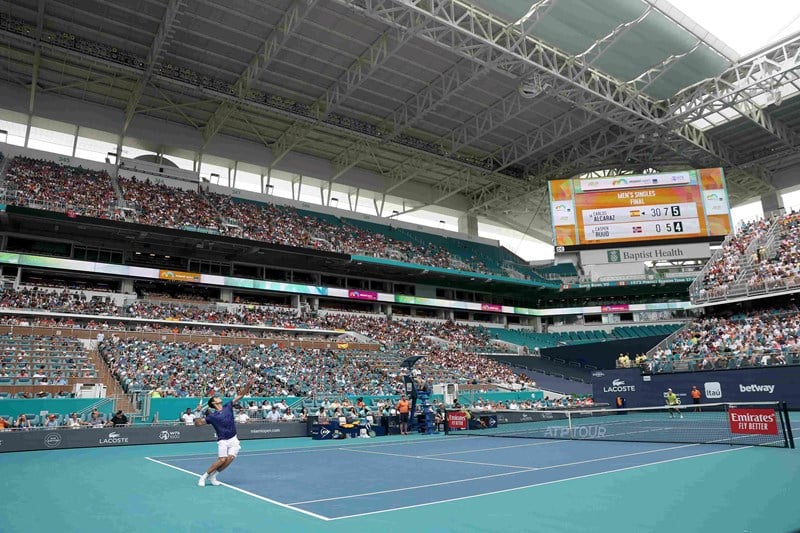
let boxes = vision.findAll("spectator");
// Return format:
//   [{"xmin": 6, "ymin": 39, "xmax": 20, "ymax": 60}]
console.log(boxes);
[
  {"xmin": 14, "ymin": 414, "xmax": 32, "ymax": 430},
  {"xmin": 109, "ymin": 410, "xmax": 129, "ymax": 427},
  {"xmin": 180, "ymin": 408, "xmax": 196, "ymax": 426},
  {"xmin": 265, "ymin": 406, "xmax": 281, "ymax": 423},
  {"xmin": 66, "ymin": 413, "xmax": 85, "ymax": 429},
  {"xmin": 88, "ymin": 411, "xmax": 106, "ymax": 428},
  {"xmin": 234, "ymin": 408, "xmax": 249, "ymax": 424}
]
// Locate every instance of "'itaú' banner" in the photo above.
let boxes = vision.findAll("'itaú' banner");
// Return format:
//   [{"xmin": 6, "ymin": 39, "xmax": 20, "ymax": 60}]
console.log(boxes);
[{"xmin": 591, "ymin": 366, "xmax": 800, "ymax": 409}]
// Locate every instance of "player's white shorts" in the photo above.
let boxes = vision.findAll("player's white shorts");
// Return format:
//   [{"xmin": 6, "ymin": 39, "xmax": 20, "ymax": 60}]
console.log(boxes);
[{"xmin": 217, "ymin": 436, "xmax": 241, "ymax": 458}]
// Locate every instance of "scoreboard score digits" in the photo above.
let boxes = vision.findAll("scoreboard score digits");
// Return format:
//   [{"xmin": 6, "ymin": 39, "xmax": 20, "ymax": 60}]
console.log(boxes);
[{"xmin": 549, "ymin": 168, "xmax": 732, "ymax": 251}]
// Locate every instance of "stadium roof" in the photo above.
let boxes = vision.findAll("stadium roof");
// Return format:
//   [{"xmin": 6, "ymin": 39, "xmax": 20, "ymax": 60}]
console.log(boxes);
[{"xmin": 1, "ymin": 0, "xmax": 800, "ymax": 243}]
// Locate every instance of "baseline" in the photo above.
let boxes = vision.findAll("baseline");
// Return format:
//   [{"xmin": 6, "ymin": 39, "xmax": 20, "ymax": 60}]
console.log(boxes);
[{"xmin": 144, "ymin": 456, "xmax": 332, "ymax": 521}]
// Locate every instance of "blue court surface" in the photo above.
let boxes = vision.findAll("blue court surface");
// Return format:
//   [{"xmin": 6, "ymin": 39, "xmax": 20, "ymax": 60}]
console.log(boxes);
[
  {"xmin": 2, "ymin": 431, "xmax": 799, "ymax": 533},
  {"xmin": 149, "ymin": 434, "xmax": 790, "ymax": 521}
]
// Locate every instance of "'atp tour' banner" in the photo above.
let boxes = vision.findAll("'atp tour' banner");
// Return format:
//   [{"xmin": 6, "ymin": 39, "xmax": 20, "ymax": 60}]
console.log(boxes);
[
  {"xmin": 591, "ymin": 366, "xmax": 800, "ymax": 408},
  {"xmin": 0, "ymin": 423, "xmax": 308, "ymax": 453}
]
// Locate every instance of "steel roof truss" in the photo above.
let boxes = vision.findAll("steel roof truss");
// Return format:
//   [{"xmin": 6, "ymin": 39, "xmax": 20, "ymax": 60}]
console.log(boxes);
[
  {"xmin": 338, "ymin": 0, "xmax": 738, "ymax": 173},
  {"xmin": 122, "ymin": 0, "xmax": 186, "ymax": 135},
  {"xmin": 667, "ymin": 36, "xmax": 800, "ymax": 122},
  {"xmin": 27, "ymin": 0, "xmax": 47, "ymax": 118},
  {"xmin": 200, "ymin": 0, "xmax": 317, "ymax": 148},
  {"xmin": 270, "ymin": 21, "xmax": 417, "ymax": 166}
]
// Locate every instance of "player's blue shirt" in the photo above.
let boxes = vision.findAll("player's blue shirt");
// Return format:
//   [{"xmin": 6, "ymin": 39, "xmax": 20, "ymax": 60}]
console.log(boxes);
[{"xmin": 206, "ymin": 401, "xmax": 237, "ymax": 440}]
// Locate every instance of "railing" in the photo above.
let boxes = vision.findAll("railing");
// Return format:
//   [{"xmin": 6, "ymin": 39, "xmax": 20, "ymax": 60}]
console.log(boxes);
[
  {"xmin": 636, "ymin": 349, "xmax": 800, "ymax": 374},
  {"xmin": 2, "ymin": 191, "xmax": 120, "ymax": 219},
  {"xmin": 692, "ymin": 267, "xmax": 800, "ymax": 304},
  {"xmin": 77, "ymin": 397, "xmax": 116, "ymax": 416},
  {"xmin": 690, "ymin": 215, "xmax": 791, "ymax": 305},
  {"xmin": 0, "ymin": 154, "xmax": 10, "ymax": 182},
  {"xmin": 645, "ymin": 323, "xmax": 690, "ymax": 358},
  {"xmin": 688, "ymin": 231, "xmax": 733, "ymax": 299},
  {"xmin": 761, "ymin": 219, "xmax": 783, "ymax": 257}
]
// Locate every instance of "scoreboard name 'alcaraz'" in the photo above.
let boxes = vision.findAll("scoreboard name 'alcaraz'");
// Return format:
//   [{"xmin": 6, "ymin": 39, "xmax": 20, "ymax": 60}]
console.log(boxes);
[{"xmin": 591, "ymin": 211, "xmax": 615, "ymax": 222}]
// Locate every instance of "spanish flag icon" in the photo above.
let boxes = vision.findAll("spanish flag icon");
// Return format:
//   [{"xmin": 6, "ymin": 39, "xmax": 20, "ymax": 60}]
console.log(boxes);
[{"xmin": 630, "ymin": 210, "xmax": 641, "ymax": 217}]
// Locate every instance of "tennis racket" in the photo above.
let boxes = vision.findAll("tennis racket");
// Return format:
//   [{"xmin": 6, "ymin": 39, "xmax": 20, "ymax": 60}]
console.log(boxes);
[{"xmin": 197, "ymin": 380, "xmax": 210, "ymax": 413}]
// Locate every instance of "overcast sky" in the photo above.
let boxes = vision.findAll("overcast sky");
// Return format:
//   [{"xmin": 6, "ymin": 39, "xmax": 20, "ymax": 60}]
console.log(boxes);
[{"xmin": 667, "ymin": 0, "xmax": 800, "ymax": 56}]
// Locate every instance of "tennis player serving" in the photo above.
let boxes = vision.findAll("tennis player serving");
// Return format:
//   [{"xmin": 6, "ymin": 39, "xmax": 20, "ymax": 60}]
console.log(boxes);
[{"xmin": 194, "ymin": 378, "xmax": 254, "ymax": 487}]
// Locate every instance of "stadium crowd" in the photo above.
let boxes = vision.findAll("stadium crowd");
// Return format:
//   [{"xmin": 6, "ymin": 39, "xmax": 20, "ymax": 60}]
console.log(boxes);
[
  {"xmin": 638, "ymin": 306, "xmax": 800, "ymax": 372},
  {"xmin": 4, "ymin": 156, "xmax": 117, "ymax": 219},
  {"xmin": 97, "ymin": 334, "xmax": 526, "ymax": 399},
  {"xmin": 4, "ymin": 156, "xmax": 499, "ymax": 274},
  {"xmin": 0, "ymin": 286, "xmax": 530, "ymax": 398},
  {"xmin": 0, "ymin": 288, "xmax": 119, "ymax": 315},
  {"xmin": 0, "ymin": 287, "xmax": 507, "ymax": 353},
  {"xmin": 695, "ymin": 210, "xmax": 800, "ymax": 300},
  {"xmin": 746, "ymin": 212, "xmax": 800, "ymax": 292},
  {"xmin": 695, "ymin": 218, "xmax": 769, "ymax": 298},
  {"xmin": 119, "ymin": 176, "xmax": 222, "ymax": 232}
]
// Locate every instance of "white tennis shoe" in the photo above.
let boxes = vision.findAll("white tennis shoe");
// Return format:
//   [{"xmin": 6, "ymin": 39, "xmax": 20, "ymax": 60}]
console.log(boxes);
[{"xmin": 208, "ymin": 474, "xmax": 221, "ymax": 486}]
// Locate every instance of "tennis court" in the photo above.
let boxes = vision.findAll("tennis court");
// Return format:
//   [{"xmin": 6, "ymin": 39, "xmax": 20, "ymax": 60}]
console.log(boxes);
[{"xmin": 2, "ymin": 409, "xmax": 799, "ymax": 533}]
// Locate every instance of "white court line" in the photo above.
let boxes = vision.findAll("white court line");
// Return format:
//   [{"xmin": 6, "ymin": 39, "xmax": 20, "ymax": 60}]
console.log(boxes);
[
  {"xmin": 533, "ymin": 443, "xmax": 699, "ymax": 471},
  {"xmin": 336, "ymin": 446, "xmax": 534, "ymax": 469},
  {"xmin": 322, "ymin": 446, "xmax": 750, "ymax": 521},
  {"xmin": 289, "ymin": 466, "xmax": 535, "ymax": 505},
  {"xmin": 144, "ymin": 456, "xmax": 331, "ymax": 521},
  {"xmin": 425, "ymin": 439, "xmax": 568, "ymax": 456},
  {"xmin": 291, "ymin": 441, "xmax": 701, "ymax": 506}
]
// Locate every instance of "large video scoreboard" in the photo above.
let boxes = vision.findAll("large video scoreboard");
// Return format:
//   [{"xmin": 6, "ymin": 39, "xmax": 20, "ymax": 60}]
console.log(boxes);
[{"xmin": 548, "ymin": 168, "xmax": 732, "ymax": 251}]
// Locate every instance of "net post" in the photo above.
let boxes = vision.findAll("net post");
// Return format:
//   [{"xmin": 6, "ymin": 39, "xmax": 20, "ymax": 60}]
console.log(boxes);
[
  {"xmin": 567, "ymin": 410, "xmax": 573, "ymax": 440},
  {"xmin": 781, "ymin": 402, "xmax": 795, "ymax": 449}
]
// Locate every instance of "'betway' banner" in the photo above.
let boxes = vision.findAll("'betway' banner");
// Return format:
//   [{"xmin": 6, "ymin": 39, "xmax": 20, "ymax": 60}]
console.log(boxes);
[
  {"xmin": 0, "ymin": 422, "xmax": 308, "ymax": 453},
  {"xmin": 580, "ymin": 243, "xmax": 710, "ymax": 265},
  {"xmin": 591, "ymin": 366, "xmax": 800, "ymax": 408}
]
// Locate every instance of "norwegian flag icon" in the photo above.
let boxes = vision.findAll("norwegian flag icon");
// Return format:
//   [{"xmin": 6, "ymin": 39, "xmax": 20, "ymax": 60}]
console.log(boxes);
[{"xmin": 632, "ymin": 226, "xmax": 642, "ymax": 233}]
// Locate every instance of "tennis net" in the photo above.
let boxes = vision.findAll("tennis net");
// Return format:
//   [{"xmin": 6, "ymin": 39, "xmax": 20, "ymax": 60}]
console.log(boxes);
[{"xmin": 444, "ymin": 402, "xmax": 795, "ymax": 448}]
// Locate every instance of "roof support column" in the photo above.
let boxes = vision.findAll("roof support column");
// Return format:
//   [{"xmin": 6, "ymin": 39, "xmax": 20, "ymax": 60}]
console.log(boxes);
[
  {"xmin": 761, "ymin": 191, "xmax": 784, "ymax": 219},
  {"xmin": 457, "ymin": 213, "xmax": 479, "ymax": 236}
]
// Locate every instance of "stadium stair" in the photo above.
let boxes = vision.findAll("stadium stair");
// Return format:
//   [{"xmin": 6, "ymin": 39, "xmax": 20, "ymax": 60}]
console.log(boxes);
[{"xmin": 89, "ymin": 347, "xmax": 136, "ymax": 413}]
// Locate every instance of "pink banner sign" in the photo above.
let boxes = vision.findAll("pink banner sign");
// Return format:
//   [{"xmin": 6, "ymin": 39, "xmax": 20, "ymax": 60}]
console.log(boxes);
[
  {"xmin": 601, "ymin": 304, "xmax": 630, "ymax": 312},
  {"xmin": 348, "ymin": 289, "xmax": 378, "ymax": 301}
]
